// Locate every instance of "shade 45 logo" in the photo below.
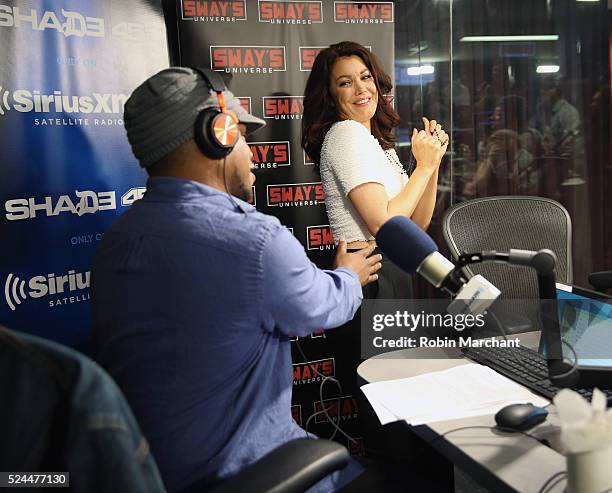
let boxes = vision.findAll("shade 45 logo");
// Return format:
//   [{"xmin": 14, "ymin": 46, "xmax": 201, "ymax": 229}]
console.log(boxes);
[
  {"xmin": 313, "ymin": 395, "xmax": 359, "ymax": 424},
  {"xmin": 263, "ymin": 96, "xmax": 303, "ymax": 120},
  {"xmin": 0, "ymin": 5, "xmax": 104, "ymax": 37},
  {"xmin": 181, "ymin": 0, "xmax": 247, "ymax": 22},
  {"xmin": 307, "ymin": 225, "xmax": 335, "ymax": 251},
  {"xmin": 258, "ymin": 1, "xmax": 323, "ymax": 24},
  {"xmin": 293, "ymin": 358, "xmax": 335, "ymax": 385},
  {"xmin": 210, "ymin": 46, "xmax": 286, "ymax": 74},
  {"xmin": 249, "ymin": 141, "xmax": 290, "ymax": 169},
  {"xmin": 4, "ymin": 190, "xmax": 116, "ymax": 221},
  {"xmin": 334, "ymin": 2, "xmax": 394, "ymax": 23},
  {"xmin": 267, "ymin": 183, "xmax": 324, "ymax": 207},
  {"xmin": 4, "ymin": 269, "xmax": 90, "ymax": 311}
]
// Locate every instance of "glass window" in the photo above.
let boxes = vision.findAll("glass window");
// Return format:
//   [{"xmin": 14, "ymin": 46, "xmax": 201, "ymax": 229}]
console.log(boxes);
[{"xmin": 395, "ymin": 0, "xmax": 611, "ymax": 289}]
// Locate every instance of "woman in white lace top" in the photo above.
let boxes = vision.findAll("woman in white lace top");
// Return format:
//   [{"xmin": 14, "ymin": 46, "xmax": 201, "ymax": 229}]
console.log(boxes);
[
  {"xmin": 302, "ymin": 41, "xmax": 448, "ymax": 303},
  {"xmin": 302, "ymin": 41, "xmax": 448, "ymax": 248}
]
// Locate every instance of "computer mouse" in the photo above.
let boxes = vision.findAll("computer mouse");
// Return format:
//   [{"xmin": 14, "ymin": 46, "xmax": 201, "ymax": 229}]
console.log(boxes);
[{"xmin": 494, "ymin": 403, "xmax": 548, "ymax": 431}]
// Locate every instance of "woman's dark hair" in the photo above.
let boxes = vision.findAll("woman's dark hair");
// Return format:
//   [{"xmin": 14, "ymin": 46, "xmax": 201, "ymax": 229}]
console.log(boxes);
[{"xmin": 301, "ymin": 41, "xmax": 400, "ymax": 167}]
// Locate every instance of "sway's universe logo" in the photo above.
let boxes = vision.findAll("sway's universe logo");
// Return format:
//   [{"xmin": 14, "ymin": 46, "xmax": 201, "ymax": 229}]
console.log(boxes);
[
  {"xmin": 313, "ymin": 395, "xmax": 359, "ymax": 423},
  {"xmin": 237, "ymin": 97, "xmax": 251, "ymax": 114},
  {"xmin": 267, "ymin": 182, "xmax": 324, "ymax": 207},
  {"xmin": 334, "ymin": 2, "xmax": 394, "ymax": 23},
  {"xmin": 307, "ymin": 225, "xmax": 335, "ymax": 251},
  {"xmin": 4, "ymin": 269, "xmax": 90, "ymax": 311},
  {"xmin": 181, "ymin": 0, "xmax": 247, "ymax": 22},
  {"xmin": 292, "ymin": 358, "xmax": 335, "ymax": 385},
  {"xmin": 4, "ymin": 187, "xmax": 145, "ymax": 221},
  {"xmin": 249, "ymin": 141, "xmax": 290, "ymax": 169},
  {"xmin": 0, "ymin": 5, "xmax": 104, "ymax": 37},
  {"xmin": 299, "ymin": 46, "xmax": 324, "ymax": 71},
  {"xmin": 258, "ymin": 1, "xmax": 323, "ymax": 24},
  {"xmin": 210, "ymin": 46, "xmax": 286, "ymax": 74},
  {"xmin": 263, "ymin": 96, "xmax": 303, "ymax": 120}
]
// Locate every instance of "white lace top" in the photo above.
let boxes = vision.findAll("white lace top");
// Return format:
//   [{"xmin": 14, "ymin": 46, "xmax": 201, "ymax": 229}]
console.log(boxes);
[{"xmin": 320, "ymin": 120, "xmax": 408, "ymax": 242}]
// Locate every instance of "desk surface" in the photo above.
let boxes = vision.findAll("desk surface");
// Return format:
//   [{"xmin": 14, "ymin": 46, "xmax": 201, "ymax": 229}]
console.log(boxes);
[{"xmin": 357, "ymin": 332, "xmax": 567, "ymax": 493}]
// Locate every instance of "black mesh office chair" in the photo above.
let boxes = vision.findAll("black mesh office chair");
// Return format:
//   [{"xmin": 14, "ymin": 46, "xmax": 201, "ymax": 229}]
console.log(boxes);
[{"xmin": 442, "ymin": 196, "xmax": 573, "ymax": 332}]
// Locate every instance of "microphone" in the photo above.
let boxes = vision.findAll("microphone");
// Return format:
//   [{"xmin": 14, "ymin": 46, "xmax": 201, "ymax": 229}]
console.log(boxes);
[{"xmin": 376, "ymin": 216, "xmax": 500, "ymax": 315}]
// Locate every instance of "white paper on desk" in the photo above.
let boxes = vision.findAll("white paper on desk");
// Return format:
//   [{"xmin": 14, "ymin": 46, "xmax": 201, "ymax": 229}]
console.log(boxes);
[{"xmin": 361, "ymin": 363, "xmax": 549, "ymax": 426}]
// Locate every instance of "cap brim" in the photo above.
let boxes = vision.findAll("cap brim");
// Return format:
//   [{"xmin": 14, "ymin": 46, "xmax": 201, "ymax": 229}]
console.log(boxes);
[{"xmin": 225, "ymin": 93, "xmax": 266, "ymax": 135}]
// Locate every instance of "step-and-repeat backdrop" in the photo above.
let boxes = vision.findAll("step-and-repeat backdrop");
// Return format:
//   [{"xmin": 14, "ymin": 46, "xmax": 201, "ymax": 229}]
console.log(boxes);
[
  {"xmin": 0, "ymin": 0, "xmax": 169, "ymax": 348},
  {"xmin": 175, "ymin": 0, "xmax": 394, "ymax": 452}
]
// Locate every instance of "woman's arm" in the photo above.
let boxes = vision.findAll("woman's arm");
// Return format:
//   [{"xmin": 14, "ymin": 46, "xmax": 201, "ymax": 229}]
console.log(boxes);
[{"xmin": 348, "ymin": 118, "xmax": 448, "ymax": 234}]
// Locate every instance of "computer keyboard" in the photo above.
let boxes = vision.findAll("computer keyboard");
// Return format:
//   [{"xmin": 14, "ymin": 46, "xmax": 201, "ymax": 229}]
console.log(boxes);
[{"xmin": 462, "ymin": 344, "xmax": 612, "ymax": 404}]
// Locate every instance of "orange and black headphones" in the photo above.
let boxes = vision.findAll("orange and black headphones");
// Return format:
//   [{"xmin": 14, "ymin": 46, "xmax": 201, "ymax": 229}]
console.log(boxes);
[{"xmin": 192, "ymin": 67, "xmax": 240, "ymax": 159}]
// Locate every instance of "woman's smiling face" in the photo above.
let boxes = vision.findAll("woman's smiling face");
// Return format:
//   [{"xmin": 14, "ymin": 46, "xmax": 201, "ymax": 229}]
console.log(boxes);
[{"xmin": 330, "ymin": 55, "xmax": 378, "ymax": 131}]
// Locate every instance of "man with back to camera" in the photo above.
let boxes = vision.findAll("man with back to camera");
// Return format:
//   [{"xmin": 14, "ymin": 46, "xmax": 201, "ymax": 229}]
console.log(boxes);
[{"xmin": 90, "ymin": 67, "xmax": 395, "ymax": 492}]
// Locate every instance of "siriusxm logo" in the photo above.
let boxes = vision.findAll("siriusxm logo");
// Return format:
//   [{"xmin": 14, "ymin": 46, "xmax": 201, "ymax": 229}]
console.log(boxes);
[
  {"xmin": 5, "ymin": 190, "xmax": 116, "ymax": 221},
  {"xmin": 4, "ymin": 269, "xmax": 90, "ymax": 311},
  {"xmin": 0, "ymin": 5, "xmax": 105, "ymax": 38},
  {"xmin": 0, "ymin": 86, "xmax": 127, "ymax": 116}
]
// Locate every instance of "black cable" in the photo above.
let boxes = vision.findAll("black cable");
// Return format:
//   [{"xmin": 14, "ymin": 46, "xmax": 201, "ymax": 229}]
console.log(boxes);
[
  {"xmin": 537, "ymin": 470, "xmax": 566, "ymax": 493},
  {"xmin": 427, "ymin": 424, "xmax": 550, "ymax": 448},
  {"xmin": 293, "ymin": 339, "xmax": 358, "ymax": 445}
]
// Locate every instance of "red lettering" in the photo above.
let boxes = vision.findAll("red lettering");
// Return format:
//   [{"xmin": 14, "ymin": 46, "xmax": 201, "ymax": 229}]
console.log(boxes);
[
  {"xmin": 301, "ymin": 48, "xmax": 321, "ymax": 69},
  {"xmin": 209, "ymin": 2, "xmax": 220, "ymax": 15},
  {"xmin": 320, "ymin": 359, "xmax": 333, "ymax": 375},
  {"xmin": 310, "ymin": 227, "xmax": 334, "ymax": 247},
  {"xmin": 250, "ymin": 144, "xmax": 269, "ymax": 162},
  {"xmin": 291, "ymin": 405, "xmax": 301, "ymax": 424},
  {"xmin": 269, "ymin": 187, "xmax": 281, "ymax": 204},
  {"xmin": 184, "ymin": 1, "xmax": 195, "ymax": 16},
  {"xmin": 260, "ymin": 3, "xmax": 273, "ymax": 19},
  {"xmin": 264, "ymin": 99, "xmax": 279, "ymax": 116},
  {"xmin": 281, "ymin": 187, "xmax": 293, "ymax": 202},
  {"xmin": 213, "ymin": 49, "xmax": 227, "ymax": 68},
  {"xmin": 233, "ymin": 1, "xmax": 245, "ymax": 17},
  {"xmin": 291, "ymin": 98, "xmax": 304, "ymax": 114},
  {"xmin": 380, "ymin": 4, "xmax": 392, "ymax": 20},
  {"xmin": 315, "ymin": 183, "xmax": 325, "ymax": 201},
  {"xmin": 308, "ymin": 3, "xmax": 321, "ymax": 20},
  {"xmin": 238, "ymin": 98, "xmax": 250, "ymax": 113},
  {"xmin": 228, "ymin": 48, "xmax": 241, "ymax": 67},
  {"xmin": 269, "ymin": 49, "xmax": 284, "ymax": 69},
  {"xmin": 273, "ymin": 144, "xmax": 288, "ymax": 163},
  {"xmin": 243, "ymin": 49, "xmax": 255, "ymax": 67}
]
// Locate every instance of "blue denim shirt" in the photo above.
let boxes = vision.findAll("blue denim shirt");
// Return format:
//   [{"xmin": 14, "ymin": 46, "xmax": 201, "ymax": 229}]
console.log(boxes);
[
  {"xmin": 91, "ymin": 177, "xmax": 364, "ymax": 492},
  {"xmin": 0, "ymin": 326, "xmax": 165, "ymax": 492}
]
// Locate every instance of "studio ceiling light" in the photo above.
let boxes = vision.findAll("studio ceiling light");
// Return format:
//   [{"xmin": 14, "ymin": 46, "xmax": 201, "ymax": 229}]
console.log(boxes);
[
  {"xmin": 406, "ymin": 65, "xmax": 435, "ymax": 76},
  {"xmin": 460, "ymin": 35, "xmax": 559, "ymax": 42},
  {"xmin": 536, "ymin": 65, "xmax": 560, "ymax": 73}
]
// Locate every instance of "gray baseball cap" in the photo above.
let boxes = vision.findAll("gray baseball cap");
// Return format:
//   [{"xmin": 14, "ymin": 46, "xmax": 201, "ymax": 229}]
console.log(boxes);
[{"xmin": 124, "ymin": 67, "xmax": 265, "ymax": 168}]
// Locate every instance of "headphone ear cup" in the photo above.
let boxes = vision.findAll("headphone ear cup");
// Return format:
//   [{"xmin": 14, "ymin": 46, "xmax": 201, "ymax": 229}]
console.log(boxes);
[{"xmin": 194, "ymin": 109, "xmax": 239, "ymax": 159}]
